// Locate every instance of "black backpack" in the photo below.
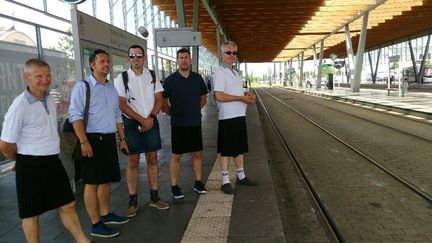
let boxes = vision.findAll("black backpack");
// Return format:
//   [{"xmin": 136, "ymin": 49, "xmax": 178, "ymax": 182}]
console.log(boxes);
[{"xmin": 121, "ymin": 69, "xmax": 156, "ymax": 93}]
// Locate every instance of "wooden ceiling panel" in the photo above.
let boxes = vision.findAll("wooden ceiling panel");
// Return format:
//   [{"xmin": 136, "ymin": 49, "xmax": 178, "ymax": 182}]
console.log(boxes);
[{"xmin": 153, "ymin": 0, "xmax": 432, "ymax": 62}]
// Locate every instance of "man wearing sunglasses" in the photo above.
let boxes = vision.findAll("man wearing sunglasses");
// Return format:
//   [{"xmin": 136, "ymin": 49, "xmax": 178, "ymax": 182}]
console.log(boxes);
[
  {"xmin": 213, "ymin": 40, "xmax": 257, "ymax": 195},
  {"xmin": 114, "ymin": 45, "xmax": 168, "ymax": 218}
]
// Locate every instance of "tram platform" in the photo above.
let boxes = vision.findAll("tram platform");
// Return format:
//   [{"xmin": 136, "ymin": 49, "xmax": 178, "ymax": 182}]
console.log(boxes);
[
  {"xmin": 0, "ymin": 100, "xmax": 285, "ymax": 243},
  {"xmin": 286, "ymin": 85, "xmax": 432, "ymax": 122},
  {"xmin": 1, "ymin": 85, "xmax": 431, "ymax": 242}
]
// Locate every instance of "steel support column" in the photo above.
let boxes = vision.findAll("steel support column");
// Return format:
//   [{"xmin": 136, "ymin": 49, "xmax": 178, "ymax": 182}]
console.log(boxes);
[
  {"xmin": 299, "ymin": 52, "xmax": 304, "ymax": 87},
  {"xmin": 344, "ymin": 24, "xmax": 355, "ymax": 85},
  {"xmin": 408, "ymin": 39, "xmax": 419, "ymax": 83},
  {"xmin": 244, "ymin": 63, "xmax": 248, "ymax": 88},
  {"xmin": 192, "ymin": 0, "xmax": 199, "ymax": 72},
  {"xmin": 313, "ymin": 44, "xmax": 317, "ymax": 85},
  {"xmin": 216, "ymin": 28, "xmax": 222, "ymax": 64},
  {"xmin": 175, "ymin": 0, "xmax": 186, "ymax": 28},
  {"xmin": 418, "ymin": 33, "xmax": 431, "ymax": 83},
  {"xmin": 352, "ymin": 12, "xmax": 368, "ymax": 92},
  {"xmin": 316, "ymin": 39, "xmax": 324, "ymax": 89}
]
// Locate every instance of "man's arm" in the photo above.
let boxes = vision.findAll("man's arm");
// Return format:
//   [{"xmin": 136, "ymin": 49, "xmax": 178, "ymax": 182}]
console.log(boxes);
[
  {"xmin": 0, "ymin": 140, "xmax": 17, "ymax": 161},
  {"xmin": 116, "ymin": 122, "xmax": 129, "ymax": 154},
  {"xmin": 150, "ymin": 92, "xmax": 163, "ymax": 116},
  {"xmin": 72, "ymin": 119, "xmax": 93, "ymax": 158},
  {"xmin": 161, "ymin": 97, "xmax": 171, "ymax": 115},
  {"xmin": 200, "ymin": 95, "xmax": 207, "ymax": 108},
  {"xmin": 119, "ymin": 97, "xmax": 145, "ymax": 122},
  {"xmin": 214, "ymin": 91, "xmax": 254, "ymax": 104}
]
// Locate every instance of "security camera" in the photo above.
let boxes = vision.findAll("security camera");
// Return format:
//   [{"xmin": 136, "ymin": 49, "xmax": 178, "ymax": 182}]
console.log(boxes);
[{"xmin": 138, "ymin": 26, "xmax": 149, "ymax": 38}]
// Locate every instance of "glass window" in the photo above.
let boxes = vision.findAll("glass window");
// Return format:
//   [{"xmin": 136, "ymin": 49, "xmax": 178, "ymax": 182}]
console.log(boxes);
[
  {"xmin": 1, "ymin": 1, "xmax": 70, "ymax": 32},
  {"xmin": 137, "ymin": 0, "xmax": 144, "ymax": 22},
  {"xmin": 125, "ymin": 0, "xmax": 137, "ymax": 33},
  {"xmin": 46, "ymin": 0, "xmax": 71, "ymax": 20},
  {"xmin": 95, "ymin": 0, "xmax": 111, "ymax": 24},
  {"xmin": 77, "ymin": 0, "xmax": 94, "ymax": 17},
  {"xmin": 40, "ymin": 28, "xmax": 75, "ymax": 119},
  {"xmin": 13, "ymin": 0, "xmax": 44, "ymax": 10},
  {"xmin": 112, "ymin": 0, "xmax": 125, "ymax": 29},
  {"xmin": 0, "ymin": 18, "xmax": 38, "ymax": 133},
  {"xmin": 154, "ymin": 7, "xmax": 160, "ymax": 28},
  {"xmin": 111, "ymin": 53, "xmax": 129, "ymax": 82},
  {"xmin": 126, "ymin": 6, "xmax": 136, "ymax": 33}
]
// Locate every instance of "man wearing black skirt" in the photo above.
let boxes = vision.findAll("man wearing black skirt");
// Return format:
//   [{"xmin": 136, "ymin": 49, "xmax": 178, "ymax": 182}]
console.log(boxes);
[
  {"xmin": 213, "ymin": 40, "xmax": 258, "ymax": 194},
  {"xmin": 69, "ymin": 49, "xmax": 129, "ymax": 238},
  {"xmin": 0, "ymin": 59, "xmax": 91, "ymax": 243},
  {"xmin": 162, "ymin": 48, "xmax": 208, "ymax": 199}
]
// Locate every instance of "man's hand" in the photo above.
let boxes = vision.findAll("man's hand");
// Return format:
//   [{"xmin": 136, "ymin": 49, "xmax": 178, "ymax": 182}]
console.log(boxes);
[
  {"xmin": 119, "ymin": 140, "xmax": 129, "ymax": 154},
  {"xmin": 139, "ymin": 117, "xmax": 154, "ymax": 132},
  {"xmin": 81, "ymin": 141, "xmax": 94, "ymax": 158},
  {"xmin": 245, "ymin": 91, "xmax": 256, "ymax": 103},
  {"xmin": 242, "ymin": 93, "xmax": 255, "ymax": 104}
]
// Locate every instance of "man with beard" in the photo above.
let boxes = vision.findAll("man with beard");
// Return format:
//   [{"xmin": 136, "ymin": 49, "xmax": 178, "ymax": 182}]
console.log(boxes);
[
  {"xmin": 69, "ymin": 49, "xmax": 129, "ymax": 238},
  {"xmin": 162, "ymin": 48, "xmax": 208, "ymax": 199}
]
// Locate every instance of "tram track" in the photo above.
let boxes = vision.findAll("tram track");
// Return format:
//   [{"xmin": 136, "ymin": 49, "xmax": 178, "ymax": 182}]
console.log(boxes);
[
  {"xmin": 274, "ymin": 87, "xmax": 432, "ymax": 144},
  {"xmin": 255, "ymin": 87, "xmax": 432, "ymax": 241},
  {"xmin": 259, "ymin": 88, "xmax": 432, "ymax": 203},
  {"xmin": 256, "ymin": 90, "xmax": 343, "ymax": 243}
]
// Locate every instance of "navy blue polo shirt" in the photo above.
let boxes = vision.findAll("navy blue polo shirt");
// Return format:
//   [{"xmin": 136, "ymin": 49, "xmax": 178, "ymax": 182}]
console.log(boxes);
[{"xmin": 162, "ymin": 70, "xmax": 208, "ymax": 127}]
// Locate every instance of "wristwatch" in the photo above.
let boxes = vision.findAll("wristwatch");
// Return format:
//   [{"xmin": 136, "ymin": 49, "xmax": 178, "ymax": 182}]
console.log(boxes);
[{"xmin": 119, "ymin": 137, "xmax": 127, "ymax": 142}]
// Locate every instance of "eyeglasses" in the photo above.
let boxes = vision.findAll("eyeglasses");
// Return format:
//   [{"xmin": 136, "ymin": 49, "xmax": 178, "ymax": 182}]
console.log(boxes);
[
  {"xmin": 224, "ymin": 51, "xmax": 238, "ymax": 56},
  {"xmin": 128, "ymin": 53, "xmax": 144, "ymax": 59}
]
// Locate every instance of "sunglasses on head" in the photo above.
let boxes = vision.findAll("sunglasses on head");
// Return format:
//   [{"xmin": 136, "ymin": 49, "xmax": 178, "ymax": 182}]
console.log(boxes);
[
  {"xmin": 129, "ymin": 53, "xmax": 143, "ymax": 59},
  {"xmin": 224, "ymin": 51, "xmax": 238, "ymax": 56}
]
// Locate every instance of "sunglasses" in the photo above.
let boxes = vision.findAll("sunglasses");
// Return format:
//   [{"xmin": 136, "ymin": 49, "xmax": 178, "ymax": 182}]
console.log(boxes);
[
  {"xmin": 224, "ymin": 51, "xmax": 238, "ymax": 56},
  {"xmin": 129, "ymin": 53, "xmax": 144, "ymax": 59}
]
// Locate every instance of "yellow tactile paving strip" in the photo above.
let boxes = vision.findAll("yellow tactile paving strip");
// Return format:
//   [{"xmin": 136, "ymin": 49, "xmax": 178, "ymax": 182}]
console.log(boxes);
[{"xmin": 181, "ymin": 156, "xmax": 236, "ymax": 243}]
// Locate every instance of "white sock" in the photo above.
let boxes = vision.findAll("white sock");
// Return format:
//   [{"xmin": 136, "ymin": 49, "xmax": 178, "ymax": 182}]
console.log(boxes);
[
  {"xmin": 236, "ymin": 168, "xmax": 246, "ymax": 180},
  {"xmin": 222, "ymin": 171, "xmax": 230, "ymax": 185}
]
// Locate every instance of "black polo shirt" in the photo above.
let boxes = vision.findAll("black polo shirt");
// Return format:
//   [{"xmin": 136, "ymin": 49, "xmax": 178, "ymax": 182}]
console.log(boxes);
[{"xmin": 162, "ymin": 70, "xmax": 208, "ymax": 127}]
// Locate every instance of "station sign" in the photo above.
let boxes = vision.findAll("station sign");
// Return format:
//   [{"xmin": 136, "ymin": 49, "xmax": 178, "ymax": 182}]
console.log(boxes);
[
  {"xmin": 389, "ymin": 55, "xmax": 400, "ymax": 63},
  {"xmin": 155, "ymin": 28, "xmax": 202, "ymax": 47}
]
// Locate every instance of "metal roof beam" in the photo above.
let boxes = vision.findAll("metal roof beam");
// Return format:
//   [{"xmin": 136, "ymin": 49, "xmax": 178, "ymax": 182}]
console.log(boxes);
[{"xmin": 201, "ymin": 0, "xmax": 227, "ymax": 40}]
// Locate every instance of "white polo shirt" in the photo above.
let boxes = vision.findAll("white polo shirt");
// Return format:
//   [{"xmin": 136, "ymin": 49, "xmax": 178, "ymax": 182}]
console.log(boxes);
[
  {"xmin": 114, "ymin": 68, "xmax": 163, "ymax": 118},
  {"xmin": 1, "ymin": 90, "xmax": 60, "ymax": 155},
  {"xmin": 213, "ymin": 65, "xmax": 247, "ymax": 120}
]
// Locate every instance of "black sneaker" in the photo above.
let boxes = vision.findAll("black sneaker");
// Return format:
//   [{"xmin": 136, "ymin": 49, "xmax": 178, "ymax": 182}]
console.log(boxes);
[
  {"xmin": 193, "ymin": 181, "xmax": 207, "ymax": 194},
  {"xmin": 171, "ymin": 185, "xmax": 185, "ymax": 199},
  {"xmin": 236, "ymin": 177, "xmax": 258, "ymax": 186},
  {"xmin": 221, "ymin": 183, "xmax": 234, "ymax": 194}
]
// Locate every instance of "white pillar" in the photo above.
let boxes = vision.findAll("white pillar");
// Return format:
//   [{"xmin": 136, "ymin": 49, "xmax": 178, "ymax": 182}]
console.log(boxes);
[
  {"xmin": 344, "ymin": 24, "xmax": 356, "ymax": 86},
  {"xmin": 316, "ymin": 39, "xmax": 324, "ymax": 89},
  {"xmin": 352, "ymin": 12, "xmax": 369, "ymax": 92}
]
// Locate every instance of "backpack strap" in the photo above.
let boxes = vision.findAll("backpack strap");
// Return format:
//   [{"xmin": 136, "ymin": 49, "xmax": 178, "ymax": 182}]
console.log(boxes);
[
  {"xmin": 82, "ymin": 80, "xmax": 90, "ymax": 130},
  {"xmin": 149, "ymin": 69, "xmax": 156, "ymax": 91},
  {"xmin": 122, "ymin": 71, "xmax": 129, "ymax": 93}
]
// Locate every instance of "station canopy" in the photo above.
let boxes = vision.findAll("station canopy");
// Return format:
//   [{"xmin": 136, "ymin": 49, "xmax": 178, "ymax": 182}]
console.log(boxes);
[{"xmin": 153, "ymin": 0, "xmax": 432, "ymax": 63}]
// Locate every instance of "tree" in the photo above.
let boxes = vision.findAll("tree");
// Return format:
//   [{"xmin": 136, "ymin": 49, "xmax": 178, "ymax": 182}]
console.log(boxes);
[{"xmin": 56, "ymin": 28, "xmax": 74, "ymax": 59}]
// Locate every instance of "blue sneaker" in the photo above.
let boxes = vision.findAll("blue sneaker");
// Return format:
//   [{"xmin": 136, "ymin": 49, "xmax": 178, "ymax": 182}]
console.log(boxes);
[
  {"xmin": 100, "ymin": 212, "xmax": 129, "ymax": 225},
  {"xmin": 90, "ymin": 222, "xmax": 119, "ymax": 238}
]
